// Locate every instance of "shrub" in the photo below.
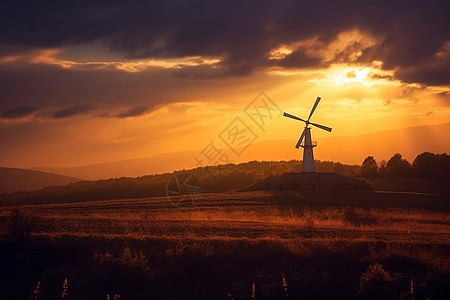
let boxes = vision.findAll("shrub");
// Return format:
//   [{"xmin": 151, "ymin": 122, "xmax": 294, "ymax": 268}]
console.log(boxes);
[
  {"xmin": 358, "ymin": 263, "xmax": 393, "ymax": 299},
  {"xmin": 94, "ymin": 246, "xmax": 149, "ymax": 272},
  {"xmin": 5, "ymin": 205, "xmax": 35, "ymax": 242},
  {"xmin": 91, "ymin": 246, "xmax": 152, "ymax": 292}
]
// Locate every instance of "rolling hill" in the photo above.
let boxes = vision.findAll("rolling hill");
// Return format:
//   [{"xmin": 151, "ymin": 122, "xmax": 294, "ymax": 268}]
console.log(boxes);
[
  {"xmin": 33, "ymin": 122, "xmax": 450, "ymax": 180},
  {"xmin": 0, "ymin": 167, "xmax": 80, "ymax": 194}
]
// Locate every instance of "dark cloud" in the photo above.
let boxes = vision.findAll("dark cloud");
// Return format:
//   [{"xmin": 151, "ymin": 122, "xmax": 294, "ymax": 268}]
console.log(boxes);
[
  {"xmin": 116, "ymin": 105, "xmax": 148, "ymax": 118},
  {"xmin": 52, "ymin": 103, "xmax": 96, "ymax": 119},
  {"xmin": 1, "ymin": 104, "xmax": 38, "ymax": 119},
  {"xmin": 370, "ymin": 74, "xmax": 395, "ymax": 81},
  {"xmin": 393, "ymin": 56, "xmax": 450, "ymax": 87},
  {"xmin": 277, "ymin": 48, "xmax": 322, "ymax": 68},
  {"xmin": 0, "ymin": 64, "xmax": 168, "ymax": 107},
  {"xmin": 0, "ymin": 0, "xmax": 449, "ymax": 85},
  {"xmin": 0, "ymin": 62, "xmax": 223, "ymax": 118}
]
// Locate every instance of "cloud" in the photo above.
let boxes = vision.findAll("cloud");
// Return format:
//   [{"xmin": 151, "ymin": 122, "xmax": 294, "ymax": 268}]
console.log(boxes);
[
  {"xmin": 0, "ymin": 63, "xmax": 184, "ymax": 117},
  {"xmin": 0, "ymin": 61, "xmax": 240, "ymax": 122},
  {"xmin": 277, "ymin": 48, "xmax": 322, "ymax": 68},
  {"xmin": 52, "ymin": 103, "xmax": 96, "ymax": 119},
  {"xmin": 0, "ymin": 0, "xmax": 449, "ymax": 85},
  {"xmin": 116, "ymin": 105, "xmax": 148, "ymax": 118},
  {"xmin": 393, "ymin": 54, "xmax": 450, "ymax": 86},
  {"xmin": 1, "ymin": 104, "xmax": 38, "ymax": 118}
]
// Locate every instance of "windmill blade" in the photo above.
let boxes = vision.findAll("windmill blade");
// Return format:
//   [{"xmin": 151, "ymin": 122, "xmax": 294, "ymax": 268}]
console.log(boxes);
[
  {"xmin": 283, "ymin": 112, "xmax": 307, "ymax": 123},
  {"xmin": 307, "ymin": 97, "xmax": 321, "ymax": 121},
  {"xmin": 295, "ymin": 128, "xmax": 306, "ymax": 148},
  {"xmin": 310, "ymin": 122, "xmax": 332, "ymax": 132}
]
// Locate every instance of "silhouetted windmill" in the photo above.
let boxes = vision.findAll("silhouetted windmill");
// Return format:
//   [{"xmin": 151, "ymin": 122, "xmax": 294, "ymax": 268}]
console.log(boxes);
[{"xmin": 283, "ymin": 97, "xmax": 332, "ymax": 172}]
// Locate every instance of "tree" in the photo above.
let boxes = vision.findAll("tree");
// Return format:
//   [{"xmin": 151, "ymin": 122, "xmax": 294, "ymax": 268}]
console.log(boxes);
[
  {"xmin": 378, "ymin": 160, "xmax": 387, "ymax": 177},
  {"xmin": 333, "ymin": 162, "xmax": 345, "ymax": 174},
  {"xmin": 6, "ymin": 205, "xmax": 35, "ymax": 243},
  {"xmin": 360, "ymin": 156, "xmax": 378, "ymax": 178},
  {"xmin": 386, "ymin": 153, "xmax": 411, "ymax": 177},
  {"xmin": 413, "ymin": 152, "xmax": 450, "ymax": 179}
]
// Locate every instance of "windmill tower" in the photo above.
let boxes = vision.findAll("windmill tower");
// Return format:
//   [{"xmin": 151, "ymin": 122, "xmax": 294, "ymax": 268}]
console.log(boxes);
[{"xmin": 283, "ymin": 97, "xmax": 332, "ymax": 172}]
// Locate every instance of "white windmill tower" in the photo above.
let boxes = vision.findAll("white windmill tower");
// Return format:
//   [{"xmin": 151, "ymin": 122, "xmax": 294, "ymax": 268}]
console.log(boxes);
[{"xmin": 283, "ymin": 97, "xmax": 332, "ymax": 172}]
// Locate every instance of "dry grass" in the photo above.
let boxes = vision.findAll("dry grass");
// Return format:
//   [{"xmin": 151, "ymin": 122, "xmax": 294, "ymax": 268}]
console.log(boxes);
[
  {"xmin": 1, "ymin": 190, "xmax": 448, "ymax": 299},
  {"xmin": 1, "ymin": 192, "xmax": 448, "ymax": 262},
  {"xmin": 1, "ymin": 203, "xmax": 447, "ymax": 235}
]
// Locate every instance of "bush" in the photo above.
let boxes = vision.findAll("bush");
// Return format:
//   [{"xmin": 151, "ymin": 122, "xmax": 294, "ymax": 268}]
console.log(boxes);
[
  {"xmin": 5, "ymin": 205, "xmax": 35, "ymax": 242},
  {"xmin": 358, "ymin": 263, "xmax": 393, "ymax": 299},
  {"xmin": 91, "ymin": 246, "xmax": 152, "ymax": 292},
  {"xmin": 94, "ymin": 246, "xmax": 150, "ymax": 272}
]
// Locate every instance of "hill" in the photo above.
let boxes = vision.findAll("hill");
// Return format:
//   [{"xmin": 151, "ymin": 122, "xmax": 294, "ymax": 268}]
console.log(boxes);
[
  {"xmin": 0, "ymin": 167, "xmax": 80, "ymax": 194},
  {"xmin": 32, "ymin": 122, "xmax": 450, "ymax": 180},
  {"xmin": 1, "ymin": 160, "xmax": 359, "ymax": 205},
  {"xmin": 34, "ymin": 150, "xmax": 197, "ymax": 180},
  {"xmin": 3, "ymin": 156, "xmax": 450, "ymax": 206}
]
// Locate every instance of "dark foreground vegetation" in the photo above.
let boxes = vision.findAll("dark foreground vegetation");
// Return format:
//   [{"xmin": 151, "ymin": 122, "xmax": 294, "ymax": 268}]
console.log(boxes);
[
  {"xmin": 0, "ymin": 190, "xmax": 449, "ymax": 299},
  {"xmin": 2, "ymin": 234, "xmax": 448, "ymax": 300},
  {"xmin": 1, "ymin": 152, "xmax": 448, "ymax": 206}
]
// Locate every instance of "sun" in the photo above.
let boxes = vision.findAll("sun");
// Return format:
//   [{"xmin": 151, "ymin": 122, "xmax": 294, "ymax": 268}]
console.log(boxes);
[
  {"xmin": 329, "ymin": 67, "xmax": 371, "ymax": 87},
  {"xmin": 307, "ymin": 64, "xmax": 380, "ymax": 88}
]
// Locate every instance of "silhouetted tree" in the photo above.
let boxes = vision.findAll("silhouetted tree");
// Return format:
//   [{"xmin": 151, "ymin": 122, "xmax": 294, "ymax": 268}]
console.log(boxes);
[
  {"xmin": 413, "ymin": 152, "xmax": 450, "ymax": 179},
  {"xmin": 333, "ymin": 162, "xmax": 345, "ymax": 174},
  {"xmin": 6, "ymin": 205, "xmax": 35, "ymax": 243},
  {"xmin": 386, "ymin": 153, "xmax": 411, "ymax": 177},
  {"xmin": 378, "ymin": 160, "xmax": 387, "ymax": 177},
  {"xmin": 316, "ymin": 160, "xmax": 335, "ymax": 172},
  {"xmin": 360, "ymin": 156, "xmax": 379, "ymax": 178}
]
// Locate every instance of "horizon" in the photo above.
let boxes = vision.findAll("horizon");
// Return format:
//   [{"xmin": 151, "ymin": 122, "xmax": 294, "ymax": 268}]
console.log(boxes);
[
  {"xmin": 1, "ymin": 0, "xmax": 449, "ymax": 172},
  {"xmin": 9, "ymin": 121, "xmax": 450, "ymax": 181}
]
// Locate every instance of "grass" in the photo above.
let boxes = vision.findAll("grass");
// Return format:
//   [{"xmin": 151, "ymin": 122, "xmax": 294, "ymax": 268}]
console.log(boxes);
[{"xmin": 0, "ymin": 190, "xmax": 449, "ymax": 299}]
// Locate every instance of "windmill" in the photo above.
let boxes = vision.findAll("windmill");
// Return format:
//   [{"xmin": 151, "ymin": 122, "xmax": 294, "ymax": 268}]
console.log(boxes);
[{"xmin": 283, "ymin": 97, "xmax": 332, "ymax": 172}]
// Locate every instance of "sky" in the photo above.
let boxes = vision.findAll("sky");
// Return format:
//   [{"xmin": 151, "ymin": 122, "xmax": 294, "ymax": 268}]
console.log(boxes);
[{"xmin": 1, "ymin": 0, "xmax": 449, "ymax": 170}]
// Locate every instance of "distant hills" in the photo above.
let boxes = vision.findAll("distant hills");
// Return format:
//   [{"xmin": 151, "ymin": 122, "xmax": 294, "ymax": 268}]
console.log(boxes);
[
  {"xmin": 0, "ymin": 167, "xmax": 80, "ymax": 194},
  {"xmin": 32, "ymin": 122, "xmax": 450, "ymax": 180},
  {"xmin": 34, "ymin": 150, "xmax": 197, "ymax": 180},
  {"xmin": 3, "ymin": 158, "xmax": 449, "ymax": 206},
  {"xmin": 0, "ymin": 160, "xmax": 356, "ymax": 205}
]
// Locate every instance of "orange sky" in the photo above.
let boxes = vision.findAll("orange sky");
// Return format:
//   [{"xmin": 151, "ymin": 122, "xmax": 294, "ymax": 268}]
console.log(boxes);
[{"xmin": 0, "ymin": 2, "xmax": 449, "ymax": 171}]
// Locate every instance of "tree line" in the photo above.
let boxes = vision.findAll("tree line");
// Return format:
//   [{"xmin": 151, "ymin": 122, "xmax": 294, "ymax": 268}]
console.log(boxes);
[
  {"xmin": 360, "ymin": 152, "xmax": 450, "ymax": 179},
  {"xmin": 0, "ymin": 160, "xmax": 359, "ymax": 205},
  {"xmin": 1, "ymin": 152, "xmax": 447, "ymax": 205}
]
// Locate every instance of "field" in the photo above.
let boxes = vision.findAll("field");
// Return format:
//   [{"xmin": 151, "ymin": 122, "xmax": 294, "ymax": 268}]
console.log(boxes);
[{"xmin": 1, "ymin": 186, "xmax": 449, "ymax": 299}]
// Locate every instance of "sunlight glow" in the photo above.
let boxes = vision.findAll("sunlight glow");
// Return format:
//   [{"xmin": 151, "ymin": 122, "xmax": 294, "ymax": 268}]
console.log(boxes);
[
  {"xmin": 334, "ymin": 68, "xmax": 370, "ymax": 87},
  {"xmin": 308, "ymin": 64, "xmax": 398, "ymax": 88},
  {"xmin": 1, "ymin": 49, "xmax": 222, "ymax": 72},
  {"xmin": 271, "ymin": 30, "xmax": 378, "ymax": 64},
  {"xmin": 268, "ymin": 45, "xmax": 293, "ymax": 60}
]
